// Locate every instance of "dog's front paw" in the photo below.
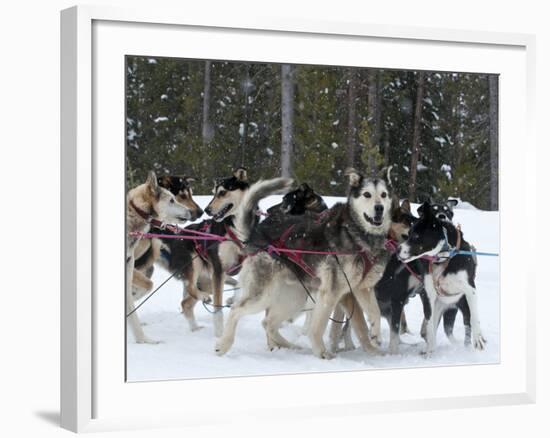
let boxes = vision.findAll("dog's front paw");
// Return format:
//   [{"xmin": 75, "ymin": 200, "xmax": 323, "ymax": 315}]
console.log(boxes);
[
  {"xmin": 215, "ymin": 339, "xmax": 231, "ymax": 356},
  {"xmin": 370, "ymin": 335, "xmax": 382, "ymax": 347},
  {"xmin": 420, "ymin": 343, "xmax": 435, "ymax": 357},
  {"xmin": 312, "ymin": 347, "xmax": 335, "ymax": 360},
  {"xmin": 320, "ymin": 350, "xmax": 336, "ymax": 360},
  {"xmin": 389, "ymin": 339, "xmax": 400, "ymax": 355},
  {"xmin": 472, "ymin": 333, "xmax": 487, "ymax": 350},
  {"xmin": 137, "ymin": 336, "xmax": 161, "ymax": 345}
]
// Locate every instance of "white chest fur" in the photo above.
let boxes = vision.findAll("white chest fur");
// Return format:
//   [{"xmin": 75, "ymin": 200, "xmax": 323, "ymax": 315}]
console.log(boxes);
[
  {"xmin": 426, "ymin": 264, "xmax": 469, "ymax": 304},
  {"xmin": 218, "ymin": 240, "xmax": 241, "ymax": 270}
]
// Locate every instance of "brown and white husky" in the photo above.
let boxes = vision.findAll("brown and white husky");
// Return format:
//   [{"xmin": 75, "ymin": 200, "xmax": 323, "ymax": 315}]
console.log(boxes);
[{"xmin": 126, "ymin": 171, "xmax": 193, "ymax": 344}]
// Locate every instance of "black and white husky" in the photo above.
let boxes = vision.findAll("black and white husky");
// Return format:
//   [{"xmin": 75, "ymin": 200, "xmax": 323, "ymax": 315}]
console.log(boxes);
[
  {"xmin": 418, "ymin": 198, "xmax": 458, "ymax": 222},
  {"xmin": 397, "ymin": 201, "xmax": 486, "ymax": 353},
  {"xmin": 266, "ymin": 182, "xmax": 328, "ymax": 216},
  {"xmin": 417, "ymin": 198, "xmax": 472, "ymax": 345}
]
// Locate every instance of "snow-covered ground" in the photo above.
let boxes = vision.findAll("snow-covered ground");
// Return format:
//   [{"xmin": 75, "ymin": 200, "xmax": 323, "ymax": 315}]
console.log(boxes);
[{"xmin": 127, "ymin": 195, "xmax": 499, "ymax": 382}]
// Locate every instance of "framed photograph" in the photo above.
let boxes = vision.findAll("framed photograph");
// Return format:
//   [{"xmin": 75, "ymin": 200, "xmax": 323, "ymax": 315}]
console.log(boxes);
[{"xmin": 61, "ymin": 5, "xmax": 536, "ymax": 432}]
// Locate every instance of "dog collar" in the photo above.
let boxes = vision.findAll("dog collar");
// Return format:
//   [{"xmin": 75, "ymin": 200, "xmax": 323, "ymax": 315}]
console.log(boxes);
[{"xmin": 129, "ymin": 199, "xmax": 165, "ymax": 229}]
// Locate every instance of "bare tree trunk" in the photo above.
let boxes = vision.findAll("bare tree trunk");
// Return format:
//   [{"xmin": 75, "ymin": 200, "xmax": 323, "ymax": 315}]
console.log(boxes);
[
  {"xmin": 373, "ymin": 72, "xmax": 382, "ymax": 149},
  {"xmin": 240, "ymin": 65, "xmax": 252, "ymax": 165},
  {"xmin": 383, "ymin": 125, "xmax": 390, "ymax": 166},
  {"xmin": 488, "ymin": 75, "xmax": 499, "ymax": 210},
  {"xmin": 455, "ymin": 89, "xmax": 465, "ymax": 169},
  {"xmin": 408, "ymin": 71, "xmax": 426, "ymax": 201},
  {"xmin": 281, "ymin": 64, "xmax": 295, "ymax": 178},
  {"xmin": 346, "ymin": 68, "xmax": 357, "ymax": 167},
  {"xmin": 367, "ymin": 70, "xmax": 382, "ymax": 173},
  {"xmin": 202, "ymin": 60, "xmax": 214, "ymax": 143}
]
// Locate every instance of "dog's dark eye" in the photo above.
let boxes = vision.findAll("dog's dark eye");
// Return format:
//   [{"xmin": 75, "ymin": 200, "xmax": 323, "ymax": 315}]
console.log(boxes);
[
  {"xmin": 381, "ymin": 192, "xmax": 387, "ymax": 199},
  {"xmin": 401, "ymin": 234, "xmax": 409, "ymax": 240},
  {"xmin": 364, "ymin": 192, "xmax": 372, "ymax": 198},
  {"xmin": 218, "ymin": 190, "xmax": 227, "ymax": 197},
  {"xmin": 170, "ymin": 198, "xmax": 175, "ymax": 204}
]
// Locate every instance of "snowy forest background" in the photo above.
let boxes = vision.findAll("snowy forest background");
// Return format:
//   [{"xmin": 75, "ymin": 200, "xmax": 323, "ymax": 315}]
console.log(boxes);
[{"xmin": 126, "ymin": 56, "xmax": 499, "ymax": 210}]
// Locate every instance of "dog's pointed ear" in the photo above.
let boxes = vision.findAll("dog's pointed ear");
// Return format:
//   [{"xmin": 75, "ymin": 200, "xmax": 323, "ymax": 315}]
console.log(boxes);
[
  {"xmin": 377, "ymin": 165, "xmax": 394, "ymax": 188},
  {"xmin": 390, "ymin": 194, "xmax": 400, "ymax": 212},
  {"xmin": 401, "ymin": 199, "xmax": 411, "ymax": 214},
  {"xmin": 233, "ymin": 167, "xmax": 248, "ymax": 181},
  {"xmin": 147, "ymin": 171, "xmax": 159, "ymax": 195},
  {"xmin": 386, "ymin": 165, "xmax": 394, "ymax": 188},
  {"xmin": 156, "ymin": 175, "xmax": 169, "ymax": 189},
  {"xmin": 180, "ymin": 176, "xmax": 195, "ymax": 188},
  {"xmin": 417, "ymin": 193, "xmax": 430, "ymax": 204},
  {"xmin": 417, "ymin": 201, "xmax": 432, "ymax": 218},
  {"xmin": 447, "ymin": 198, "xmax": 459, "ymax": 208},
  {"xmin": 344, "ymin": 168, "xmax": 363, "ymax": 188}
]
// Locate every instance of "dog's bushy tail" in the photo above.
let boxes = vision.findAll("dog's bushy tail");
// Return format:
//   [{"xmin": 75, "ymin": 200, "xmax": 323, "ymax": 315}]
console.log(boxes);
[{"xmin": 235, "ymin": 177, "xmax": 293, "ymax": 242}]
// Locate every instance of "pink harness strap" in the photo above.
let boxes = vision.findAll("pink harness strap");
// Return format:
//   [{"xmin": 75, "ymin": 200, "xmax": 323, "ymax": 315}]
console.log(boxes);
[
  {"xmin": 193, "ymin": 223, "xmax": 214, "ymax": 263},
  {"xmin": 222, "ymin": 224, "xmax": 247, "ymax": 275},
  {"xmin": 314, "ymin": 209, "xmax": 331, "ymax": 224},
  {"xmin": 224, "ymin": 224, "xmax": 243, "ymax": 248},
  {"xmin": 265, "ymin": 225, "xmax": 378, "ymax": 279},
  {"xmin": 266, "ymin": 224, "xmax": 317, "ymax": 277},
  {"xmin": 128, "ymin": 231, "xmax": 224, "ymax": 241},
  {"xmin": 383, "ymin": 238, "xmax": 423, "ymax": 282}
]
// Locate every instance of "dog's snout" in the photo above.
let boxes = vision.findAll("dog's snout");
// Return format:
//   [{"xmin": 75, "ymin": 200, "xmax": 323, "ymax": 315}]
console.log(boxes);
[
  {"xmin": 204, "ymin": 207, "xmax": 212, "ymax": 216},
  {"xmin": 396, "ymin": 243, "xmax": 409, "ymax": 261},
  {"xmin": 396, "ymin": 244, "xmax": 404, "ymax": 258},
  {"xmin": 437, "ymin": 213, "xmax": 446, "ymax": 220},
  {"xmin": 374, "ymin": 204, "xmax": 384, "ymax": 215},
  {"xmin": 196, "ymin": 208, "xmax": 204, "ymax": 218}
]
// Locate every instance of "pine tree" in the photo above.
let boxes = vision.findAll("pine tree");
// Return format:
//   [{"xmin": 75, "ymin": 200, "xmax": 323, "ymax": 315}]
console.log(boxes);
[{"xmin": 126, "ymin": 56, "xmax": 497, "ymax": 209}]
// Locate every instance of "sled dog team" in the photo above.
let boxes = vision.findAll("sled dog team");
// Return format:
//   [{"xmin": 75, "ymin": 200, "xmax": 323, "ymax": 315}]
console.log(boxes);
[{"xmin": 126, "ymin": 167, "xmax": 486, "ymax": 358}]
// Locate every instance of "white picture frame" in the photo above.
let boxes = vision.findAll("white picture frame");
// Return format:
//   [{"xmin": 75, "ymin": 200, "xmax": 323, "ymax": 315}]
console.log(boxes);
[{"xmin": 60, "ymin": 4, "xmax": 536, "ymax": 433}]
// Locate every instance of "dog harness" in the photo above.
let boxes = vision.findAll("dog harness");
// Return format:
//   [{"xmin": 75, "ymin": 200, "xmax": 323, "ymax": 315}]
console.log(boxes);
[
  {"xmin": 266, "ymin": 224, "xmax": 317, "ymax": 277},
  {"xmin": 391, "ymin": 224, "xmax": 463, "ymax": 297},
  {"xmin": 190, "ymin": 222, "xmax": 246, "ymax": 275},
  {"xmin": 129, "ymin": 199, "xmax": 166, "ymax": 229},
  {"xmin": 193, "ymin": 222, "xmax": 214, "ymax": 264},
  {"xmin": 263, "ymin": 224, "xmax": 379, "ymax": 280},
  {"xmin": 428, "ymin": 225, "xmax": 462, "ymax": 297},
  {"xmin": 314, "ymin": 209, "xmax": 331, "ymax": 224},
  {"xmin": 224, "ymin": 225, "xmax": 247, "ymax": 275}
]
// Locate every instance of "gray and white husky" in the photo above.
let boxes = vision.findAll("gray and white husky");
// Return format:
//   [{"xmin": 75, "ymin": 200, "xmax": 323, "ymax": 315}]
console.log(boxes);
[{"xmin": 215, "ymin": 168, "xmax": 393, "ymax": 359}]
